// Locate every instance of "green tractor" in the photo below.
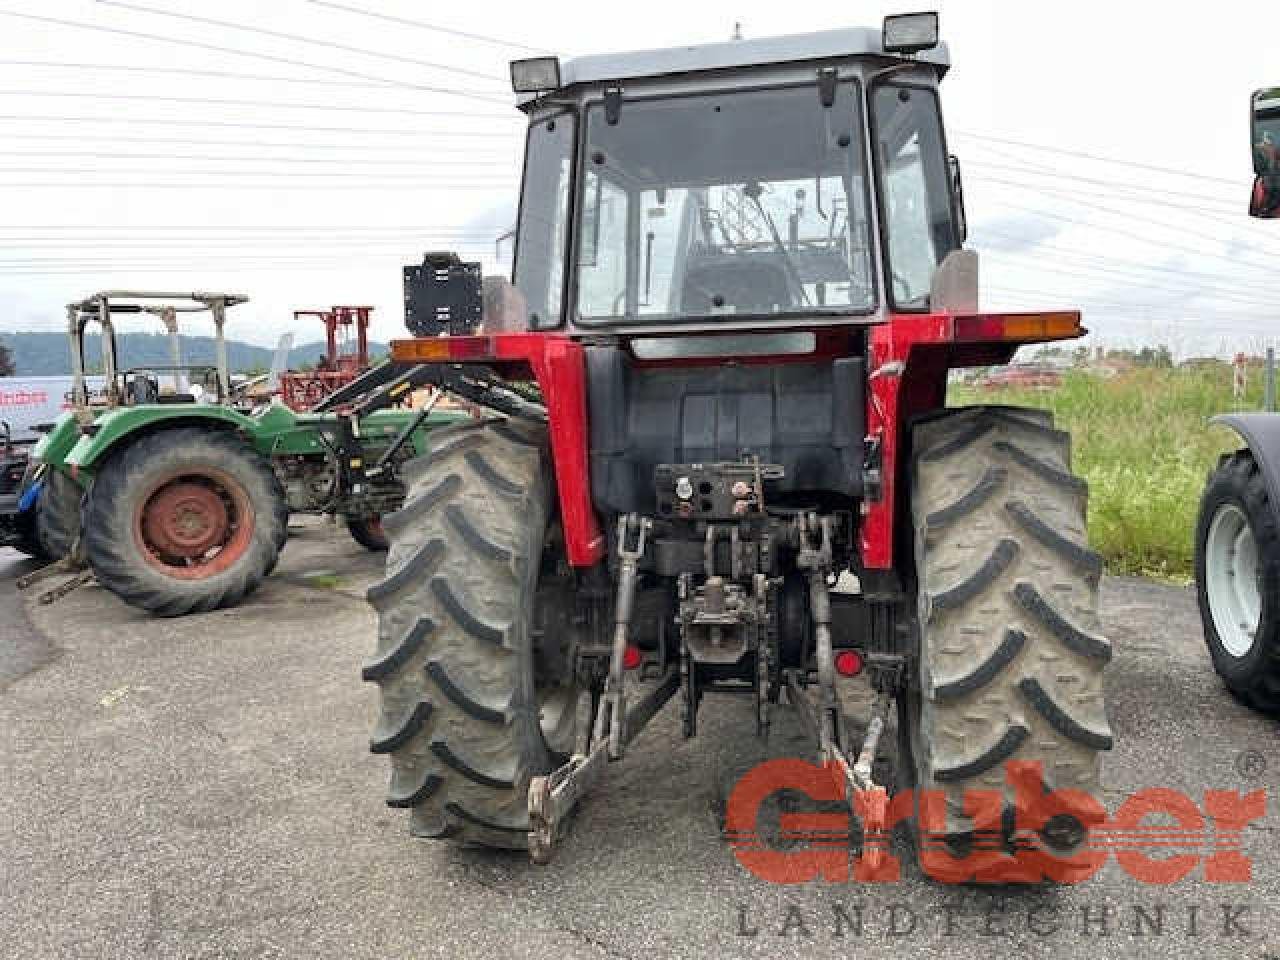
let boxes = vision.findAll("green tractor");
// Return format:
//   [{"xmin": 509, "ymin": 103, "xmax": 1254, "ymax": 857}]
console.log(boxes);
[{"xmin": 26, "ymin": 290, "xmax": 462, "ymax": 616}]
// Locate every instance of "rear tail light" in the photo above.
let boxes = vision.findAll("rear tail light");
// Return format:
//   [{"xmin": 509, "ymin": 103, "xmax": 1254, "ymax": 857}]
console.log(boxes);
[
  {"xmin": 389, "ymin": 336, "xmax": 492, "ymax": 363},
  {"xmin": 953, "ymin": 312, "xmax": 1083, "ymax": 342}
]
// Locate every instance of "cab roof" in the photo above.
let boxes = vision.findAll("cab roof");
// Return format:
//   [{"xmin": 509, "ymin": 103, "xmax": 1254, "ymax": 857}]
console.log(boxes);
[{"xmin": 555, "ymin": 26, "xmax": 950, "ymax": 91}]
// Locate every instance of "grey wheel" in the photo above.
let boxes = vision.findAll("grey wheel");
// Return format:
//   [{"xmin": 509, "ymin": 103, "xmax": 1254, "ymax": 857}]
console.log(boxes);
[
  {"xmin": 1195, "ymin": 450, "xmax": 1280, "ymax": 713},
  {"xmin": 364, "ymin": 419, "xmax": 580, "ymax": 849},
  {"xmin": 907, "ymin": 407, "xmax": 1113, "ymax": 874}
]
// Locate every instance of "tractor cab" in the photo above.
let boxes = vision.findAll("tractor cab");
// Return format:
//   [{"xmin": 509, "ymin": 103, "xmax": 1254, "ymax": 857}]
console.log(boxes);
[{"xmin": 510, "ymin": 15, "xmax": 963, "ymax": 336}]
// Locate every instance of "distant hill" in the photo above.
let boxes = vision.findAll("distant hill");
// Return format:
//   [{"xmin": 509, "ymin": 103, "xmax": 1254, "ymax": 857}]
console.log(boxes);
[{"xmin": 0, "ymin": 332, "xmax": 388, "ymax": 376}]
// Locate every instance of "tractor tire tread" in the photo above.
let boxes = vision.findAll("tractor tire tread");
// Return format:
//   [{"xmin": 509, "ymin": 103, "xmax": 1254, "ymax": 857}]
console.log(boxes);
[{"xmin": 910, "ymin": 406, "xmax": 1112, "ymax": 840}]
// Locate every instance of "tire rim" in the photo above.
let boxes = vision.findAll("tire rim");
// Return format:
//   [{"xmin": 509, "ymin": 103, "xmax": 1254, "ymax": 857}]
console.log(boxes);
[
  {"xmin": 133, "ymin": 468, "xmax": 255, "ymax": 580},
  {"xmin": 1205, "ymin": 503, "xmax": 1262, "ymax": 658}
]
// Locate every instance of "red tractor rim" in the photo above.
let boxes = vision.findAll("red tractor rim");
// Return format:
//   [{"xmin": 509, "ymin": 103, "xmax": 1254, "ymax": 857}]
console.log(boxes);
[{"xmin": 133, "ymin": 467, "xmax": 255, "ymax": 580}]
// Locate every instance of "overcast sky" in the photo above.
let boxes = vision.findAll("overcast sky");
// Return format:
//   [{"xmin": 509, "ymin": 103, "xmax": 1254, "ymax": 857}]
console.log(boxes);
[{"xmin": 0, "ymin": 0, "xmax": 1277, "ymax": 358}]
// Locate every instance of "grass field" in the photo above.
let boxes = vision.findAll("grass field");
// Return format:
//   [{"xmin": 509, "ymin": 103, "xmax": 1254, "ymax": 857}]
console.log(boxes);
[{"xmin": 950, "ymin": 367, "xmax": 1270, "ymax": 580}]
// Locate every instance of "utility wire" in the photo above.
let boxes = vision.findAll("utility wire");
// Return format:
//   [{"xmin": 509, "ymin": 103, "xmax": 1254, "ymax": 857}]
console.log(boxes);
[
  {"xmin": 94, "ymin": 0, "xmax": 507, "ymax": 84},
  {"xmin": 0, "ymin": 166, "xmax": 515, "ymax": 180},
  {"xmin": 0, "ymin": 114, "xmax": 521, "ymax": 137},
  {"xmin": 954, "ymin": 130, "xmax": 1243, "ymax": 187},
  {"xmin": 0, "ymin": 89, "xmax": 510, "ymax": 119},
  {"xmin": 973, "ymin": 226, "xmax": 1280, "ymax": 299},
  {"xmin": 969, "ymin": 172, "xmax": 1246, "ymax": 222},
  {"xmin": 980, "ymin": 250, "xmax": 1280, "ymax": 312},
  {"xmin": 968, "ymin": 158, "xmax": 1239, "ymax": 208},
  {"xmin": 0, "ymin": 59, "xmax": 497, "ymax": 94},
  {"xmin": 306, "ymin": 0, "xmax": 547, "ymax": 53},
  {"xmin": 0, "ymin": 149, "xmax": 517, "ymax": 168},
  {"xmin": 0, "ymin": 182, "xmax": 514, "ymax": 190},
  {"xmin": 985, "ymin": 177, "xmax": 1280, "ymax": 263},
  {"xmin": 2, "ymin": 237, "xmax": 500, "ymax": 250},
  {"xmin": 0, "ymin": 7, "xmax": 505, "ymax": 101},
  {"xmin": 0, "ymin": 224, "xmax": 501, "ymax": 232},
  {"xmin": 982, "ymin": 195, "xmax": 1280, "ymax": 278},
  {"xmin": 0, "ymin": 132, "xmax": 513, "ymax": 154}
]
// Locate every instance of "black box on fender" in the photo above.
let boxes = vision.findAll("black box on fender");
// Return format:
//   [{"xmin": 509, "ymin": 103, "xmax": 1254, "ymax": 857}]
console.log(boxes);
[{"xmin": 403, "ymin": 252, "xmax": 482, "ymax": 336}]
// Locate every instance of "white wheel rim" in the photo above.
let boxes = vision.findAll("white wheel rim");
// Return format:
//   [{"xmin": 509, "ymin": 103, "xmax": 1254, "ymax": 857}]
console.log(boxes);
[{"xmin": 1206, "ymin": 503, "xmax": 1262, "ymax": 658}]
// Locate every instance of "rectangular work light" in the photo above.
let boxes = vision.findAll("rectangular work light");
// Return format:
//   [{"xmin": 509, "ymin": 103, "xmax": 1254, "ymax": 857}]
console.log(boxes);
[
  {"xmin": 510, "ymin": 57, "xmax": 561, "ymax": 94},
  {"xmin": 883, "ymin": 12, "xmax": 940, "ymax": 54}
]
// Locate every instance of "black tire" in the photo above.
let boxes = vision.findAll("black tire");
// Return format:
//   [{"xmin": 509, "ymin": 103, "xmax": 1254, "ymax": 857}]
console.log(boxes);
[
  {"xmin": 83, "ymin": 428, "xmax": 288, "ymax": 617},
  {"xmin": 907, "ymin": 407, "xmax": 1113, "ymax": 865},
  {"xmin": 344, "ymin": 513, "xmax": 388, "ymax": 552},
  {"xmin": 363, "ymin": 418, "xmax": 580, "ymax": 849},
  {"xmin": 1195, "ymin": 450, "xmax": 1280, "ymax": 713},
  {"xmin": 36, "ymin": 467, "xmax": 82, "ymax": 561}
]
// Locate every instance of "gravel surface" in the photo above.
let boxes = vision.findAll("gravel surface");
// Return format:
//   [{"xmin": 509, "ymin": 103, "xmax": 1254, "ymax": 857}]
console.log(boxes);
[{"xmin": 0, "ymin": 519, "xmax": 1276, "ymax": 959}]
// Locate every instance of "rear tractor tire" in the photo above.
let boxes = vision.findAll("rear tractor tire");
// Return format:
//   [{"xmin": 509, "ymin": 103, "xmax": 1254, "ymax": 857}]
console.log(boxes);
[
  {"xmin": 35, "ymin": 467, "xmax": 83, "ymax": 561},
  {"xmin": 345, "ymin": 513, "xmax": 388, "ymax": 552},
  {"xmin": 363, "ymin": 418, "xmax": 581, "ymax": 849},
  {"xmin": 907, "ymin": 407, "xmax": 1113, "ymax": 870},
  {"xmin": 1195, "ymin": 450, "xmax": 1280, "ymax": 714},
  {"xmin": 83, "ymin": 428, "xmax": 288, "ymax": 617}
]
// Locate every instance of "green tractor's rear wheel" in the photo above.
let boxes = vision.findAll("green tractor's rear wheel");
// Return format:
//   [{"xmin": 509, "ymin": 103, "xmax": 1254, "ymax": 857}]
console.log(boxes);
[
  {"xmin": 364, "ymin": 418, "xmax": 581, "ymax": 849},
  {"xmin": 905, "ymin": 407, "xmax": 1113, "ymax": 878},
  {"xmin": 1195, "ymin": 450, "xmax": 1280, "ymax": 713},
  {"xmin": 344, "ymin": 513, "xmax": 388, "ymax": 552},
  {"xmin": 83, "ymin": 427, "xmax": 288, "ymax": 617}
]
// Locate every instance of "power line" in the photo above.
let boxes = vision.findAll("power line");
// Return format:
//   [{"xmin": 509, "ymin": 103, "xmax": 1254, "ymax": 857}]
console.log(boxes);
[
  {"xmin": 305, "ymin": 0, "xmax": 547, "ymax": 54},
  {"xmin": 0, "ymin": 165, "xmax": 516, "ymax": 180},
  {"xmin": 969, "ymin": 172, "xmax": 1246, "ymax": 223},
  {"xmin": 95, "ymin": 0, "xmax": 507, "ymax": 84},
  {"xmin": 0, "ymin": 149, "xmax": 517, "ymax": 168},
  {"xmin": 0, "ymin": 225, "xmax": 500, "ymax": 232},
  {"xmin": 968, "ymin": 158, "xmax": 1239, "ymax": 208},
  {"xmin": 0, "ymin": 114, "xmax": 521, "ymax": 137},
  {"xmin": 0, "ymin": 182, "xmax": 515, "ymax": 190},
  {"xmin": 1, "ymin": 237, "xmax": 500, "ymax": 249},
  {"xmin": 0, "ymin": 58, "xmax": 499, "ymax": 94},
  {"xmin": 0, "ymin": 89, "xmax": 510, "ymax": 119},
  {"xmin": 983, "ymin": 194, "xmax": 1280, "ymax": 279},
  {"xmin": 973, "ymin": 225, "xmax": 1280, "ymax": 299},
  {"xmin": 0, "ymin": 132, "xmax": 513, "ymax": 154},
  {"xmin": 971, "ymin": 175, "xmax": 1280, "ymax": 262},
  {"xmin": 0, "ymin": 7, "xmax": 504, "ymax": 102},
  {"xmin": 981, "ymin": 250, "xmax": 1280, "ymax": 312},
  {"xmin": 953, "ymin": 130, "xmax": 1244, "ymax": 187}
]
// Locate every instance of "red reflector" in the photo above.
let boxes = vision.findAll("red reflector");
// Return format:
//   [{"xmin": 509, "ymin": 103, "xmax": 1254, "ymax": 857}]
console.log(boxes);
[
  {"xmin": 623, "ymin": 645, "xmax": 643, "ymax": 671},
  {"xmin": 834, "ymin": 650, "xmax": 864, "ymax": 678}
]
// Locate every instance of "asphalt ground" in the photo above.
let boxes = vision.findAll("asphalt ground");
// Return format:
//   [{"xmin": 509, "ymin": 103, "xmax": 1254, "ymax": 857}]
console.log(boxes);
[{"xmin": 0, "ymin": 518, "xmax": 1277, "ymax": 960}]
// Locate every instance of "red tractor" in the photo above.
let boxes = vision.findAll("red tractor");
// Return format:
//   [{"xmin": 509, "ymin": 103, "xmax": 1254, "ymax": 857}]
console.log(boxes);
[{"xmin": 359, "ymin": 15, "xmax": 1112, "ymax": 873}]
